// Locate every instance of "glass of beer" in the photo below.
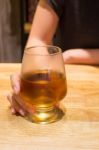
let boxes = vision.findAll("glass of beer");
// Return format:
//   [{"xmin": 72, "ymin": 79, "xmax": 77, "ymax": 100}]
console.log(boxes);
[{"xmin": 19, "ymin": 45, "xmax": 67, "ymax": 124}]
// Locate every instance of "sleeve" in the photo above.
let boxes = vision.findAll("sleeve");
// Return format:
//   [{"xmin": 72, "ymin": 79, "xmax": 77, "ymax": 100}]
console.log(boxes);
[{"xmin": 47, "ymin": 0, "xmax": 64, "ymax": 17}]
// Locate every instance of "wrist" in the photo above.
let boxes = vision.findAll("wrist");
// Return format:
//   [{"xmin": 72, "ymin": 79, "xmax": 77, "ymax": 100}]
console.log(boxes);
[{"xmin": 25, "ymin": 38, "xmax": 46, "ymax": 49}]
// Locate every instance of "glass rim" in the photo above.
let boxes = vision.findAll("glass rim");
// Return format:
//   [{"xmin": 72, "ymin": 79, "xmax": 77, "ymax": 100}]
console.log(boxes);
[{"xmin": 24, "ymin": 45, "xmax": 62, "ymax": 56}]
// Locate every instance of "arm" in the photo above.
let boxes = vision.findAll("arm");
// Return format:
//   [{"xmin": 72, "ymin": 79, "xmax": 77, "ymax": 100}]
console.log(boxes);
[
  {"xmin": 7, "ymin": 1, "xmax": 59, "ymax": 116},
  {"xmin": 63, "ymin": 48, "xmax": 99, "ymax": 65},
  {"xmin": 25, "ymin": 1, "xmax": 99, "ymax": 65},
  {"xmin": 26, "ymin": 0, "xmax": 59, "ymax": 48}
]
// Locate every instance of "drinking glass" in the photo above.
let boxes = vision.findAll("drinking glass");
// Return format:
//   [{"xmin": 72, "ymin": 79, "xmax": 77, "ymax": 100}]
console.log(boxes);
[{"xmin": 19, "ymin": 45, "xmax": 67, "ymax": 124}]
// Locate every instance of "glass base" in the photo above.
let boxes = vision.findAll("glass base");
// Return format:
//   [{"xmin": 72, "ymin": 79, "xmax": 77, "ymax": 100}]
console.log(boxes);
[{"xmin": 26, "ymin": 106, "xmax": 64, "ymax": 124}]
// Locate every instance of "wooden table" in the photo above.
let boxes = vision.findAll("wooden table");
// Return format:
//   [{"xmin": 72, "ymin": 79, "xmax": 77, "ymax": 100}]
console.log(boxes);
[{"xmin": 0, "ymin": 63, "xmax": 99, "ymax": 150}]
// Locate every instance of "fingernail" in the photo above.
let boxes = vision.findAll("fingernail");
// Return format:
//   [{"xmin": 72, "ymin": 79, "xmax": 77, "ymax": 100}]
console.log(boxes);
[
  {"xmin": 19, "ymin": 109, "xmax": 25, "ymax": 116},
  {"xmin": 11, "ymin": 108, "xmax": 16, "ymax": 114},
  {"xmin": 14, "ymin": 86, "xmax": 19, "ymax": 94}
]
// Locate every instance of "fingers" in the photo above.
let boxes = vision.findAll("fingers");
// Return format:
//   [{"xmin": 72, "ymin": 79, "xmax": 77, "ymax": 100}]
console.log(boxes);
[
  {"xmin": 13, "ymin": 94, "xmax": 35, "ymax": 114},
  {"xmin": 10, "ymin": 74, "xmax": 20, "ymax": 94},
  {"xmin": 7, "ymin": 94, "xmax": 26, "ymax": 116},
  {"xmin": 12, "ymin": 95, "xmax": 26, "ymax": 116},
  {"xmin": 7, "ymin": 74, "xmax": 28, "ymax": 116},
  {"xmin": 7, "ymin": 94, "xmax": 17, "ymax": 115},
  {"xmin": 7, "ymin": 93, "xmax": 35, "ymax": 116}
]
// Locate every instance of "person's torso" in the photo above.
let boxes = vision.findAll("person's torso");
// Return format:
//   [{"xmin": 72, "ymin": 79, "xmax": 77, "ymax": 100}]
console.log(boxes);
[{"xmin": 54, "ymin": 0, "xmax": 99, "ymax": 51}]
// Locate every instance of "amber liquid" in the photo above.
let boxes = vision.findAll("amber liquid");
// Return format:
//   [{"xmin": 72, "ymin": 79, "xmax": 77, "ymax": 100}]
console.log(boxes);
[{"xmin": 20, "ymin": 70, "xmax": 67, "ymax": 109}]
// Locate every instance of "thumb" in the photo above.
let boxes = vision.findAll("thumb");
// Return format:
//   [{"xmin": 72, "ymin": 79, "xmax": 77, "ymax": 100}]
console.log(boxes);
[{"xmin": 10, "ymin": 73, "xmax": 20, "ymax": 94}]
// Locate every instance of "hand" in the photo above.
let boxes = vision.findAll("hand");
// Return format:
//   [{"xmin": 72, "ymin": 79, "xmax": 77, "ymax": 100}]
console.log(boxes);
[
  {"xmin": 7, "ymin": 74, "xmax": 35, "ymax": 116},
  {"xmin": 7, "ymin": 74, "xmax": 59, "ymax": 116},
  {"xmin": 63, "ymin": 49, "xmax": 99, "ymax": 65}
]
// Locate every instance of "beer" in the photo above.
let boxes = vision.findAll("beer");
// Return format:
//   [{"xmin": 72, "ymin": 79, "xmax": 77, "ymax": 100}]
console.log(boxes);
[{"xmin": 20, "ymin": 70, "xmax": 67, "ymax": 108}]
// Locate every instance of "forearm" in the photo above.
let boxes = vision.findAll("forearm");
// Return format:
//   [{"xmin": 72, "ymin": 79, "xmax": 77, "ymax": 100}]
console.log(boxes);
[
  {"xmin": 25, "ymin": 0, "xmax": 59, "ymax": 48},
  {"xmin": 63, "ymin": 49, "xmax": 99, "ymax": 65}
]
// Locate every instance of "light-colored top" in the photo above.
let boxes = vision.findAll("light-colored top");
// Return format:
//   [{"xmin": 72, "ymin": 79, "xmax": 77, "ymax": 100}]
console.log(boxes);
[{"xmin": 0, "ymin": 63, "xmax": 99, "ymax": 150}]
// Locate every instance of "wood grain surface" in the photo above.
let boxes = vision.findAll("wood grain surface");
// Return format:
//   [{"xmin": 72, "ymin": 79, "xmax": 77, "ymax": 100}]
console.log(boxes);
[{"xmin": 0, "ymin": 63, "xmax": 99, "ymax": 150}]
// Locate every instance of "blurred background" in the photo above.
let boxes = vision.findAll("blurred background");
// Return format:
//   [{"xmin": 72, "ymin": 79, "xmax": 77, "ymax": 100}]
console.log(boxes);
[{"xmin": 0, "ymin": 0, "xmax": 38, "ymax": 63}]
